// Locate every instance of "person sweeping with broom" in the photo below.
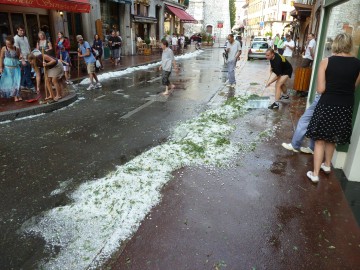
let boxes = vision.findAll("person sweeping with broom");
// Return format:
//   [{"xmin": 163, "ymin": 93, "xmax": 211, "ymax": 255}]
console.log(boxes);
[
  {"xmin": 265, "ymin": 48, "xmax": 293, "ymax": 109},
  {"xmin": 28, "ymin": 50, "xmax": 64, "ymax": 101}
]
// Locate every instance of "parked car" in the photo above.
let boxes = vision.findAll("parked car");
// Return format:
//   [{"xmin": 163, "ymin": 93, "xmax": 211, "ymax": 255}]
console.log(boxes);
[
  {"xmin": 248, "ymin": 41, "xmax": 269, "ymax": 60},
  {"xmin": 253, "ymin": 36, "xmax": 267, "ymax": 42}
]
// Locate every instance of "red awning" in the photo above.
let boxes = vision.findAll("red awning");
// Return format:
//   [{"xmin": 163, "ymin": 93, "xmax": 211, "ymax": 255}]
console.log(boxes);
[
  {"xmin": 0, "ymin": 0, "xmax": 91, "ymax": 13},
  {"xmin": 165, "ymin": 4, "xmax": 197, "ymax": 23}
]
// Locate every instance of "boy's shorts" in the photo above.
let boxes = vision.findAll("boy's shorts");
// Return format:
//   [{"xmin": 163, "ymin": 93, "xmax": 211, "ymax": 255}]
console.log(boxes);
[
  {"xmin": 87, "ymin": 63, "xmax": 95, "ymax": 74},
  {"xmin": 162, "ymin": 71, "xmax": 171, "ymax": 86}
]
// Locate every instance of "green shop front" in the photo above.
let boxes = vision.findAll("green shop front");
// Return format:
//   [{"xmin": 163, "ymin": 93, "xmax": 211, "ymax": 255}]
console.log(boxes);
[{"xmin": 308, "ymin": 0, "xmax": 360, "ymax": 181}]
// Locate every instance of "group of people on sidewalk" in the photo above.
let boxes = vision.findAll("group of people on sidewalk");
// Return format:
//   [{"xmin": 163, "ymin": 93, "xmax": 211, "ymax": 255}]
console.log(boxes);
[
  {"xmin": 166, "ymin": 34, "xmax": 186, "ymax": 53},
  {"xmin": 0, "ymin": 25, "xmax": 116, "ymax": 102},
  {"xmin": 270, "ymin": 33, "xmax": 316, "ymax": 68},
  {"xmin": 225, "ymin": 32, "xmax": 360, "ymax": 184},
  {"xmin": 264, "ymin": 33, "xmax": 360, "ymax": 184}
]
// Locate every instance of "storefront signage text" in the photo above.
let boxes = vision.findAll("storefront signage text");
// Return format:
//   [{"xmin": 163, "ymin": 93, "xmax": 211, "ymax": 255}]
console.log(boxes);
[{"xmin": 0, "ymin": 0, "xmax": 91, "ymax": 13}]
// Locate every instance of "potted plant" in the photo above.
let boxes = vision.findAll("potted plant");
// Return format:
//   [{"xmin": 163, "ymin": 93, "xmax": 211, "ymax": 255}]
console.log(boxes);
[
  {"xmin": 201, "ymin": 33, "xmax": 208, "ymax": 44},
  {"xmin": 144, "ymin": 37, "xmax": 151, "ymax": 55},
  {"xmin": 144, "ymin": 37, "xmax": 151, "ymax": 46},
  {"xmin": 207, "ymin": 35, "xmax": 213, "ymax": 45}
]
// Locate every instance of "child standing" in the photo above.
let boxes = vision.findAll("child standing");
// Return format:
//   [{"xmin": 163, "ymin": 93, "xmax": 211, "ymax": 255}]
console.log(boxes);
[
  {"xmin": 58, "ymin": 44, "xmax": 72, "ymax": 84},
  {"xmin": 159, "ymin": 40, "xmax": 177, "ymax": 95}
]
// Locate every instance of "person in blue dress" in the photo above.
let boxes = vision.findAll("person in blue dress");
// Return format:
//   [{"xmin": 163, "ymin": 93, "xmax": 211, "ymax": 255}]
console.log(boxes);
[{"xmin": 0, "ymin": 36, "xmax": 22, "ymax": 101}]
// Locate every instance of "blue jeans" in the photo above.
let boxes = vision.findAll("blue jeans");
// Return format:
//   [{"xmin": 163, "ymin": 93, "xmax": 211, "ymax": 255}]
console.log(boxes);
[
  {"xmin": 21, "ymin": 61, "xmax": 34, "ymax": 89},
  {"xmin": 227, "ymin": 60, "xmax": 237, "ymax": 84},
  {"xmin": 291, "ymin": 94, "xmax": 320, "ymax": 150}
]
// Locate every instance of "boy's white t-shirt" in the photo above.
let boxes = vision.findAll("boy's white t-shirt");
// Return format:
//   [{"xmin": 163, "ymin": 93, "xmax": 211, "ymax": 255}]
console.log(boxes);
[
  {"xmin": 304, "ymin": 39, "xmax": 316, "ymax": 60},
  {"xmin": 283, "ymin": 40, "xmax": 295, "ymax": 57}
]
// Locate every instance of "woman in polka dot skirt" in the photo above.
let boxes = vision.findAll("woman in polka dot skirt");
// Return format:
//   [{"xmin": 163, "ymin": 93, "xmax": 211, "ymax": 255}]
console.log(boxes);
[{"xmin": 305, "ymin": 33, "xmax": 360, "ymax": 183}]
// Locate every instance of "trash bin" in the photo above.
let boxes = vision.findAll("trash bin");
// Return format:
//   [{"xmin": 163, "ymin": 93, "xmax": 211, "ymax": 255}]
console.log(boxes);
[
  {"xmin": 104, "ymin": 47, "xmax": 110, "ymax": 60},
  {"xmin": 293, "ymin": 67, "xmax": 312, "ymax": 91}
]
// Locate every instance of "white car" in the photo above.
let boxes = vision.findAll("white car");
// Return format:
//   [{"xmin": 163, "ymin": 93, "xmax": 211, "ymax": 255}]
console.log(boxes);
[
  {"xmin": 253, "ymin": 36, "xmax": 267, "ymax": 42},
  {"xmin": 248, "ymin": 41, "xmax": 269, "ymax": 60}
]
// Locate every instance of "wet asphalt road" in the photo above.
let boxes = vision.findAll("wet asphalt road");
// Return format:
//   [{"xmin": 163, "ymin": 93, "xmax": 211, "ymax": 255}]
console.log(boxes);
[{"xmin": 0, "ymin": 49, "xmax": 231, "ymax": 269}]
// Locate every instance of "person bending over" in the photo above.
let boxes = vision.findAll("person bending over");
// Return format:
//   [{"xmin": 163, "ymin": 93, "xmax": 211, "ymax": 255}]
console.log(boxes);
[{"xmin": 265, "ymin": 48, "xmax": 293, "ymax": 109}]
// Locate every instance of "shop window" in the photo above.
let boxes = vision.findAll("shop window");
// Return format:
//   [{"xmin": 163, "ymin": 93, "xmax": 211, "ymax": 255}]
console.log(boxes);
[
  {"xmin": 11, "ymin": 13, "xmax": 25, "ymax": 36},
  {"xmin": 109, "ymin": 3, "xmax": 120, "ymax": 31},
  {"xmin": 39, "ymin": 15, "xmax": 52, "ymax": 42},
  {"xmin": 26, "ymin": 14, "xmax": 39, "ymax": 48},
  {"xmin": 0, "ymin": 13, "xmax": 11, "ymax": 46},
  {"xmin": 1, "ymin": 12, "xmax": 49, "ymax": 49},
  {"xmin": 137, "ymin": 4, "xmax": 141, "ymax": 15},
  {"xmin": 66, "ymin": 13, "xmax": 83, "ymax": 50}
]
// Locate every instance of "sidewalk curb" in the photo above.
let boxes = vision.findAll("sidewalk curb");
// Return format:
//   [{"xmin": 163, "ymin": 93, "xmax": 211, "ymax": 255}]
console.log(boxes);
[
  {"xmin": 71, "ymin": 48, "xmax": 200, "ymax": 84},
  {"xmin": 0, "ymin": 92, "xmax": 78, "ymax": 122},
  {"xmin": 71, "ymin": 59, "xmax": 162, "ymax": 85}
]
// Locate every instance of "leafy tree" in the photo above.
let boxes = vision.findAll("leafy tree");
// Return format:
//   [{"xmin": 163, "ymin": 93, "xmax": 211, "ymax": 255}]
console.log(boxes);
[{"xmin": 229, "ymin": 0, "xmax": 236, "ymax": 29}]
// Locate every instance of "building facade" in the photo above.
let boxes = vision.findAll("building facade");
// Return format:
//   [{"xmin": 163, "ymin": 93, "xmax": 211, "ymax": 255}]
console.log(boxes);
[
  {"xmin": 184, "ymin": 0, "xmax": 231, "ymax": 38},
  {"xmin": 233, "ymin": 0, "xmax": 247, "ymax": 34},
  {"xmin": 243, "ymin": 0, "xmax": 294, "ymax": 37},
  {"xmin": 163, "ymin": 0, "xmax": 196, "ymax": 36}
]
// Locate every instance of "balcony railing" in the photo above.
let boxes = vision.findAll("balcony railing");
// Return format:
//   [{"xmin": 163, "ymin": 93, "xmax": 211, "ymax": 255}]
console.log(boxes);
[{"xmin": 294, "ymin": 0, "xmax": 315, "ymax": 5}]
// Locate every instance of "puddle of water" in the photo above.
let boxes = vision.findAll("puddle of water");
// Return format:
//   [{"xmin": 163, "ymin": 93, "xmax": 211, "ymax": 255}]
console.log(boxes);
[{"xmin": 245, "ymin": 99, "xmax": 270, "ymax": 109}]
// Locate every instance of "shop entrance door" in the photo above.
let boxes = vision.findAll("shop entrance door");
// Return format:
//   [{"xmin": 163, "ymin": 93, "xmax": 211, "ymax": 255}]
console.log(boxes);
[
  {"xmin": 25, "ymin": 14, "xmax": 39, "ymax": 48},
  {"xmin": 66, "ymin": 13, "xmax": 83, "ymax": 51}
]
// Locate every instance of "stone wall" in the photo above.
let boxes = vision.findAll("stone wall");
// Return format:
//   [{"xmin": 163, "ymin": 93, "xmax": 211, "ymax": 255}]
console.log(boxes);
[
  {"xmin": 327, "ymin": 0, "xmax": 359, "ymax": 39},
  {"xmin": 325, "ymin": 0, "xmax": 360, "ymax": 57},
  {"xmin": 183, "ymin": 0, "xmax": 231, "ymax": 38}
]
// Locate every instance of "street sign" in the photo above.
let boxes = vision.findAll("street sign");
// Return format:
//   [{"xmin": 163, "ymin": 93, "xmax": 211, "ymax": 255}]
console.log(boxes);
[{"xmin": 217, "ymin": 22, "xmax": 223, "ymax": 28}]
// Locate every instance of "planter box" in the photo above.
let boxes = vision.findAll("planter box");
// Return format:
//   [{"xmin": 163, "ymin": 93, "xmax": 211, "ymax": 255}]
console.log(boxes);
[
  {"xmin": 203, "ymin": 42, "xmax": 214, "ymax": 46},
  {"xmin": 144, "ymin": 48, "xmax": 151, "ymax": 55}
]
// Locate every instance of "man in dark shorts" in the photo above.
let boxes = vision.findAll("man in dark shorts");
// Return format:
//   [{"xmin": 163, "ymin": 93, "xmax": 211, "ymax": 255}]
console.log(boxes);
[
  {"xmin": 265, "ymin": 48, "xmax": 293, "ymax": 109},
  {"xmin": 108, "ymin": 30, "xmax": 121, "ymax": 66}
]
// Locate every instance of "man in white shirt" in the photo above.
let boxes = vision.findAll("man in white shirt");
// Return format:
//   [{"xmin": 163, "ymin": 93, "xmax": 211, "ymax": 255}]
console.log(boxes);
[
  {"xmin": 301, "ymin": 33, "xmax": 316, "ymax": 67},
  {"xmin": 171, "ymin": 34, "xmax": 178, "ymax": 52},
  {"xmin": 14, "ymin": 25, "xmax": 35, "ymax": 92},
  {"xmin": 282, "ymin": 34, "xmax": 295, "ymax": 64},
  {"xmin": 179, "ymin": 34, "xmax": 185, "ymax": 51},
  {"xmin": 225, "ymin": 34, "xmax": 242, "ymax": 87}
]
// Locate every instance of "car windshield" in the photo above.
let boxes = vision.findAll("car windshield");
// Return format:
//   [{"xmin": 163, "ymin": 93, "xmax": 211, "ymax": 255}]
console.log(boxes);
[{"xmin": 251, "ymin": 42, "xmax": 268, "ymax": 49}]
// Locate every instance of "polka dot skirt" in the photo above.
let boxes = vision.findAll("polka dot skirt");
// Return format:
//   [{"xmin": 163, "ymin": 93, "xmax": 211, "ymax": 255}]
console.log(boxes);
[{"xmin": 305, "ymin": 103, "xmax": 353, "ymax": 145}]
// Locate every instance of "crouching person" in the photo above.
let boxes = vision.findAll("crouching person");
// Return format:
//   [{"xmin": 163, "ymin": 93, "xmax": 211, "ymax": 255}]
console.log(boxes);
[{"xmin": 28, "ymin": 52, "xmax": 64, "ymax": 101}]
